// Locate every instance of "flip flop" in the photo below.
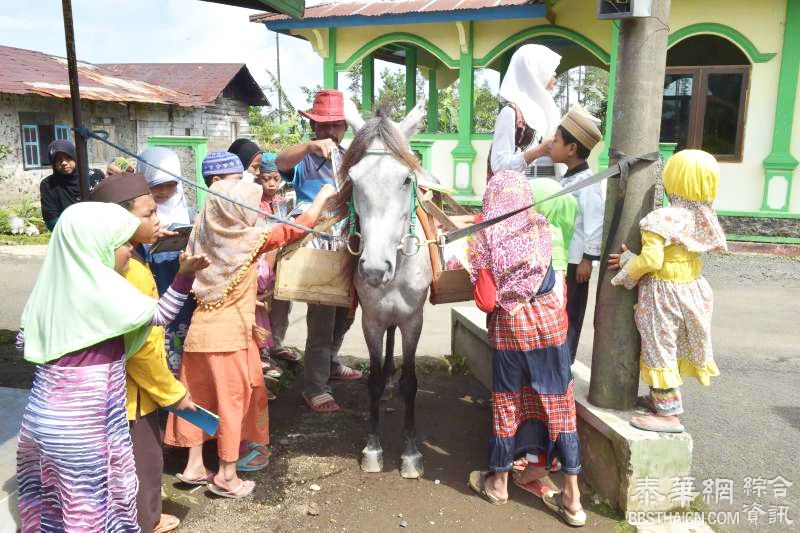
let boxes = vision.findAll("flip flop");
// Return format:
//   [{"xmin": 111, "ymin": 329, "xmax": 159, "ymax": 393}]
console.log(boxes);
[
  {"xmin": 153, "ymin": 513, "xmax": 180, "ymax": 533},
  {"xmin": 543, "ymin": 492, "xmax": 587, "ymax": 527},
  {"xmin": 271, "ymin": 346, "xmax": 301, "ymax": 363},
  {"xmin": 330, "ymin": 365, "xmax": 363, "ymax": 381},
  {"xmin": 512, "ymin": 472, "xmax": 560, "ymax": 500},
  {"xmin": 175, "ymin": 471, "xmax": 214, "ymax": 486},
  {"xmin": 630, "ymin": 418, "xmax": 686, "ymax": 433},
  {"xmin": 303, "ymin": 392, "xmax": 341, "ymax": 413},
  {"xmin": 236, "ymin": 446, "xmax": 270, "ymax": 472},
  {"xmin": 207, "ymin": 480, "xmax": 256, "ymax": 499},
  {"xmin": 468, "ymin": 470, "xmax": 508, "ymax": 505}
]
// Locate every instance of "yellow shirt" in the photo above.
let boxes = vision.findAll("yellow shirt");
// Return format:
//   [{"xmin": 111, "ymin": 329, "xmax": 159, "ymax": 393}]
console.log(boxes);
[
  {"xmin": 123, "ymin": 257, "xmax": 187, "ymax": 420},
  {"xmin": 626, "ymin": 231, "xmax": 703, "ymax": 283}
]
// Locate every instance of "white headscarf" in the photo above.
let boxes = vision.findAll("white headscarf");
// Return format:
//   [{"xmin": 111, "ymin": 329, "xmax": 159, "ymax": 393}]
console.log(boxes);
[
  {"xmin": 499, "ymin": 44, "xmax": 562, "ymax": 139},
  {"xmin": 138, "ymin": 147, "xmax": 191, "ymax": 225}
]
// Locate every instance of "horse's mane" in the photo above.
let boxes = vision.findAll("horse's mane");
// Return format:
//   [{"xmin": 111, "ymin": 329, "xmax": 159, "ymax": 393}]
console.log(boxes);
[
  {"xmin": 338, "ymin": 109, "xmax": 422, "ymax": 183},
  {"xmin": 329, "ymin": 109, "xmax": 421, "ymax": 213}
]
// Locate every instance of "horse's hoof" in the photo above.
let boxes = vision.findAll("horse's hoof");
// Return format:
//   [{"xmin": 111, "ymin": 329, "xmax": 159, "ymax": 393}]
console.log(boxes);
[
  {"xmin": 400, "ymin": 452, "xmax": 424, "ymax": 479},
  {"xmin": 361, "ymin": 448, "xmax": 383, "ymax": 473}
]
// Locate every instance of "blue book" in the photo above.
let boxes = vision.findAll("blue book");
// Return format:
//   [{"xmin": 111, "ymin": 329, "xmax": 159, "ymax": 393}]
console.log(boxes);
[{"xmin": 166, "ymin": 403, "xmax": 219, "ymax": 436}]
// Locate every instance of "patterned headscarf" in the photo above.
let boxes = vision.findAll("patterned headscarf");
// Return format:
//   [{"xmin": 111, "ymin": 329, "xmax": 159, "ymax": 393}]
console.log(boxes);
[
  {"xmin": 187, "ymin": 179, "xmax": 269, "ymax": 308},
  {"xmin": 640, "ymin": 150, "xmax": 727, "ymax": 254},
  {"xmin": 469, "ymin": 170, "xmax": 552, "ymax": 314}
]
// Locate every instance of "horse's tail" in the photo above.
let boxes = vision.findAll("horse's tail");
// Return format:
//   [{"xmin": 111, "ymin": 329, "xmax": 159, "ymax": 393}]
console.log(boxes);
[{"xmin": 383, "ymin": 326, "xmax": 396, "ymax": 378}]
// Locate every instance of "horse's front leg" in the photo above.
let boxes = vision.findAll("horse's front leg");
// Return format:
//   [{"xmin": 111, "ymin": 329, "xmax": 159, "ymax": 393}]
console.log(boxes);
[
  {"xmin": 361, "ymin": 319, "xmax": 387, "ymax": 473},
  {"xmin": 398, "ymin": 315, "xmax": 424, "ymax": 479}
]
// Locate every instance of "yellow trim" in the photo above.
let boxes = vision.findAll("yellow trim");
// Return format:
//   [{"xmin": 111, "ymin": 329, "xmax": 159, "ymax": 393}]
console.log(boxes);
[
  {"xmin": 640, "ymin": 357, "xmax": 720, "ymax": 389},
  {"xmin": 195, "ymin": 231, "xmax": 270, "ymax": 311}
]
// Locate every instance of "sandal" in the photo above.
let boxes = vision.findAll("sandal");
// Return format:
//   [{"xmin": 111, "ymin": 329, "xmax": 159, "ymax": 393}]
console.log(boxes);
[
  {"xmin": 630, "ymin": 414, "xmax": 685, "ymax": 433},
  {"xmin": 153, "ymin": 513, "xmax": 180, "ymax": 533},
  {"xmin": 468, "ymin": 470, "xmax": 508, "ymax": 505},
  {"xmin": 175, "ymin": 470, "xmax": 214, "ymax": 486},
  {"xmin": 271, "ymin": 346, "xmax": 301, "ymax": 363},
  {"xmin": 543, "ymin": 492, "xmax": 586, "ymax": 527},
  {"xmin": 512, "ymin": 458, "xmax": 528, "ymax": 472},
  {"xmin": 512, "ymin": 472, "xmax": 560, "ymax": 500},
  {"xmin": 261, "ymin": 358, "xmax": 283, "ymax": 379},
  {"xmin": 330, "ymin": 365, "xmax": 363, "ymax": 381},
  {"xmin": 236, "ymin": 444, "xmax": 270, "ymax": 472},
  {"xmin": 207, "ymin": 480, "xmax": 256, "ymax": 499},
  {"xmin": 303, "ymin": 392, "xmax": 340, "ymax": 413}
]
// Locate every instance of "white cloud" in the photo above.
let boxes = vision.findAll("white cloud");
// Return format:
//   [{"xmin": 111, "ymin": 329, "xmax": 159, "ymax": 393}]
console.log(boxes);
[{"xmin": 0, "ymin": 0, "xmax": 322, "ymax": 108}]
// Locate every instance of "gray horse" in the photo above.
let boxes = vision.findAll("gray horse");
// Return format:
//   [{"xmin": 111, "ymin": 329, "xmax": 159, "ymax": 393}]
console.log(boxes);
[{"xmin": 341, "ymin": 99, "xmax": 434, "ymax": 478}]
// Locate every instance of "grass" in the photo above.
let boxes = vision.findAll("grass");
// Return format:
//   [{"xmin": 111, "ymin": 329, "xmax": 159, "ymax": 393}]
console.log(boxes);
[{"xmin": 0, "ymin": 233, "xmax": 50, "ymax": 245}]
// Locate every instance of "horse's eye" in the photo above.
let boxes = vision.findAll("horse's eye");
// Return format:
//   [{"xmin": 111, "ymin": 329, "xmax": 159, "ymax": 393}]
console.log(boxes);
[{"xmin": 403, "ymin": 174, "xmax": 413, "ymax": 186}]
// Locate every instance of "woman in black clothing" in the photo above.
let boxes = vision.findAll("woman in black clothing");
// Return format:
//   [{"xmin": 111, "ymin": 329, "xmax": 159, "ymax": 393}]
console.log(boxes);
[{"xmin": 39, "ymin": 140, "xmax": 104, "ymax": 231}]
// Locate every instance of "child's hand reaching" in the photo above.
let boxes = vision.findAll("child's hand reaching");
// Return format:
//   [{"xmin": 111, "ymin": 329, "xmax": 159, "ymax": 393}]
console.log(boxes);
[
  {"xmin": 305, "ymin": 184, "xmax": 339, "ymax": 222},
  {"xmin": 178, "ymin": 252, "xmax": 211, "ymax": 275},
  {"xmin": 172, "ymin": 392, "xmax": 196, "ymax": 411},
  {"xmin": 607, "ymin": 243, "xmax": 629, "ymax": 271}
]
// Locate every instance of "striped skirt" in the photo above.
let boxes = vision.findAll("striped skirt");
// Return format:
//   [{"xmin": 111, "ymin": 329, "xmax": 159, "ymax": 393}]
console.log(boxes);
[{"xmin": 16, "ymin": 359, "xmax": 140, "ymax": 532}]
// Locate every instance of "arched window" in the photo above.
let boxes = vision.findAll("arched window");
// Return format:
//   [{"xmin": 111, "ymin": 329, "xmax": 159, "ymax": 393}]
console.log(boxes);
[{"xmin": 660, "ymin": 35, "xmax": 751, "ymax": 161}]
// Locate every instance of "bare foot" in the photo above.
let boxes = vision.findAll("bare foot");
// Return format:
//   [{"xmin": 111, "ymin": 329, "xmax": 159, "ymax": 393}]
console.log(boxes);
[
  {"xmin": 515, "ymin": 464, "xmax": 548, "ymax": 484},
  {"xmin": 213, "ymin": 473, "xmax": 246, "ymax": 492},
  {"xmin": 631, "ymin": 413, "xmax": 682, "ymax": 430},
  {"xmin": 485, "ymin": 473, "xmax": 509, "ymax": 501}
]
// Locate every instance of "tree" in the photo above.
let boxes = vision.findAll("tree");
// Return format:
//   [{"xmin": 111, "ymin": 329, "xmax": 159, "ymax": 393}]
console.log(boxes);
[
  {"xmin": 473, "ymin": 78, "xmax": 499, "ymax": 133},
  {"xmin": 553, "ymin": 66, "xmax": 609, "ymax": 131}
]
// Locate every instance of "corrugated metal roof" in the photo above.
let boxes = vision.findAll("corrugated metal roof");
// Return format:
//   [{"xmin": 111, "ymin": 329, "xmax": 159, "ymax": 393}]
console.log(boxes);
[
  {"xmin": 0, "ymin": 45, "xmax": 198, "ymax": 106},
  {"xmin": 99, "ymin": 63, "xmax": 269, "ymax": 106},
  {"xmin": 250, "ymin": 0, "xmax": 536, "ymax": 22}
]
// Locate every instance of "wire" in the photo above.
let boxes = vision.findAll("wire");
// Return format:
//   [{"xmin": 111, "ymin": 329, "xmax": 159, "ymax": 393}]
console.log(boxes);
[{"xmin": 75, "ymin": 128, "xmax": 338, "ymax": 240}]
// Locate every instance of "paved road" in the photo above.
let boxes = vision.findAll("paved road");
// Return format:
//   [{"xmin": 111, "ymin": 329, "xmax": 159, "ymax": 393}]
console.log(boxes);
[{"xmin": 2, "ymin": 246, "xmax": 798, "ymax": 530}]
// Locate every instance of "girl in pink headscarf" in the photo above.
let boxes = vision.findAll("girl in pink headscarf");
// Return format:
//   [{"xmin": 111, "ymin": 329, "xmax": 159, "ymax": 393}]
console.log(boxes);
[{"xmin": 467, "ymin": 170, "xmax": 585, "ymax": 528}]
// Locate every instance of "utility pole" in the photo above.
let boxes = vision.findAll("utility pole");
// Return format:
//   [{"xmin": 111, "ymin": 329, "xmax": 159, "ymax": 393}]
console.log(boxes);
[
  {"xmin": 589, "ymin": 1, "xmax": 672, "ymax": 410},
  {"xmin": 276, "ymin": 31, "xmax": 283, "ymax": 123},
  {"xmin": 61, "ymin": 0, "xmax": 90, "ymax": 200}
]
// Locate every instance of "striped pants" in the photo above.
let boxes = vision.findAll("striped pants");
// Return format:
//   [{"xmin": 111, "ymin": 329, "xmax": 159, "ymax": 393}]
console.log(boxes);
[{"xmin": 17, "ymin": 359, "xmax": 140, "ymax": 532}]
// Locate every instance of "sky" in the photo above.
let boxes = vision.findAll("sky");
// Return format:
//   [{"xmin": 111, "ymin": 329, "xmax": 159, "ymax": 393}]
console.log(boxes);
[
  {"xmin": 0, "ymin": 0, "xmax": 500, "ymax": 112},
  {"xmin": 0, "ymin": 0, "xmax": 325, "ymax": 110}
]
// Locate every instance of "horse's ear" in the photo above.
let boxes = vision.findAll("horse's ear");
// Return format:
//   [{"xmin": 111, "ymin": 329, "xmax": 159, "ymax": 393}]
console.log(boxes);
[
  {"xmin": 417, "ymin": 168, "xmax": 441, "ymax": 187},
  {"xmin": 399, "ymin": 96, "xmax": 427, "ymax": 140},
  {"xmin": 344, "ymin": 98, "xmax": 366, "ymax": 134}
]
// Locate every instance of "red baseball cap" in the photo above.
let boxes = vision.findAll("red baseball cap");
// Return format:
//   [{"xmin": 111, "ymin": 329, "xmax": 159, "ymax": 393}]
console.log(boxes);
[{"xmin": 300, "ymin": 89, "xmax": 346, "ymax": 123}]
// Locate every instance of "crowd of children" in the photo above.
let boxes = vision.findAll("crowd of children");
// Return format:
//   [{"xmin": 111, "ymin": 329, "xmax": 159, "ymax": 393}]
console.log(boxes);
[{"xmin": 22, "ymin": 77, "xmax": 726, "ymax": 530}]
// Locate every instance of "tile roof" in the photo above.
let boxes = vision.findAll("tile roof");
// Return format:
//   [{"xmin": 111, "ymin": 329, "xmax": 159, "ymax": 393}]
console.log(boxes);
[
  {"xmin": 99, "ymin": 63, "xmax": 269, "ymax": 106},
  {"xmin": 250, "ymin": 0, "xmax": 536, "ymax": 22},
  {"xmin": 0, "ymin": 45, "xmax": 269, "ymax": 107},
  {"xmin": 0, "ymin": 45, "xmax": 196, "ymax": 106}
]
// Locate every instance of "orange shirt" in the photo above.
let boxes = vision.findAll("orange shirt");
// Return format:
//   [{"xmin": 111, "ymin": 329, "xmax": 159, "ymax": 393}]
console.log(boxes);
[{"xmin": 184, "ymin": 213, "xmax": 313, "ymax": 353}]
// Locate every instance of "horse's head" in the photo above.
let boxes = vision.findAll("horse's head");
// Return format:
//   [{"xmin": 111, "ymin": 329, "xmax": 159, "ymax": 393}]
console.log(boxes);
[{"xmin": 340, "ymin": 98, "xmax": 431, "ymax": 287}]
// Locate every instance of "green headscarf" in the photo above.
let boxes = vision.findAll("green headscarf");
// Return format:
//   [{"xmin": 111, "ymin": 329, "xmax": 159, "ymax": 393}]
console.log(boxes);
[
  {"xmin": 20, "ymin": 202, "xmax": 157, "ymax": 364},
  {"xmin": 529, "ymin": 178, "xmax": 578, "ymax": 272}
]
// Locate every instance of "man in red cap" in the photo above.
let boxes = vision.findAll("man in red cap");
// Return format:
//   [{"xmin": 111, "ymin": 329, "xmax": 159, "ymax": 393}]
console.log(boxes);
[{"xmin": 276, "ymin": 89, "xmax": 362, "ymax": 414}]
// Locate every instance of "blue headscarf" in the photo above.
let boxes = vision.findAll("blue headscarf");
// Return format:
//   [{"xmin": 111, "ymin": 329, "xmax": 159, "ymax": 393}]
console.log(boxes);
[{"xmin": 260, "ymin": 152, "xmax": 278, "ymax": 173}]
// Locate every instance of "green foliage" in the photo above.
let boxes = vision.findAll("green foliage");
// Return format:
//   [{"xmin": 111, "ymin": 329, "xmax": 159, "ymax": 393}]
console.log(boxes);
[
  {"xmin": 0, "ymin": 197, "xmax": 47, "ymax": 236},
  {"xmin": 473, "ymin": 77, "xmax": 499, "ymax": 134},
  {"xmin": 249, "ymin": 69, "xmax": 311, "ymax": 152},
  {"xmin": 553, "ymin": 66, "xmax": 609, "ymax": 132}
]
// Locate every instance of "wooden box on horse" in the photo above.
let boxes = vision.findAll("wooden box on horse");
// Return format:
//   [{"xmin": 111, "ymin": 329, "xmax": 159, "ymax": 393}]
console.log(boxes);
[
  {"xmin": 274, "ymin": 220, "xmax": 355, "ymax": 308},
  {"xmin": 416, "ymin": 191, "xmax": 473, "ymax": 305}
]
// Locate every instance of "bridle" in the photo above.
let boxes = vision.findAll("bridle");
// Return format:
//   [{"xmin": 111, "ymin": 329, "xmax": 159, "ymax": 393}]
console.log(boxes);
[{"xmin": 345, "ymin": 149, "xmax": 436, "ymax": 257}]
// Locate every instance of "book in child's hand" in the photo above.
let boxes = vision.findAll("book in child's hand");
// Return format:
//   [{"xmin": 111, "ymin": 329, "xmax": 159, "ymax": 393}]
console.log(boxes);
[
  {"xmin": 149, "ymin": 223, "xmax": 193, "ymax": 254},
  {"xmin": 166, "ymin": 403, "xmax": 219, "ymax": 436}
]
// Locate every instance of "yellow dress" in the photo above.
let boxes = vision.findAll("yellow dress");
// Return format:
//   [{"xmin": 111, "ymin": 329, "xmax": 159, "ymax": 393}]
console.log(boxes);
[
  {"xmin": 123, "ymin": 257, "xmax": 186, "ymax": 419},
  {"xmin": 612, "ymin": 150, "xmax": 727, "ymax": 391}
]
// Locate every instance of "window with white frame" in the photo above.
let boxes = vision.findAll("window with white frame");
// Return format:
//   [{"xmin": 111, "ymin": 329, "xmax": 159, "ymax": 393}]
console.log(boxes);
[{"xmin": 19, "ymin": 113, "xmax": 72, "ymax": 169}]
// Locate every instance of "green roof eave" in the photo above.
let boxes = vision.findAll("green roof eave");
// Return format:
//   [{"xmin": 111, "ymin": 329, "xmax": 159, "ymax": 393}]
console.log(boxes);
[{"xmin": 201, "ymin": 0, "xmax": 304, "ymax": 19}]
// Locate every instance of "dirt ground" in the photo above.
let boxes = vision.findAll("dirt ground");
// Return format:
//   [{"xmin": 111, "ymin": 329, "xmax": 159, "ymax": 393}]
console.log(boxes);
[{"xmin": 160, "ymin": 357, "xmax": 620, "ymax": 533}]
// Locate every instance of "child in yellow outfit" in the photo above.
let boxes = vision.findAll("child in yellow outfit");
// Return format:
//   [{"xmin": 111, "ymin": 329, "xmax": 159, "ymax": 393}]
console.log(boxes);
[
  {"xmin": 89, "ymin": 173, "xmax": 208, "ymax": 533},
  {"xmin": 608, "ymin": 150, "xmax": 727, "ymax": 433}
]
